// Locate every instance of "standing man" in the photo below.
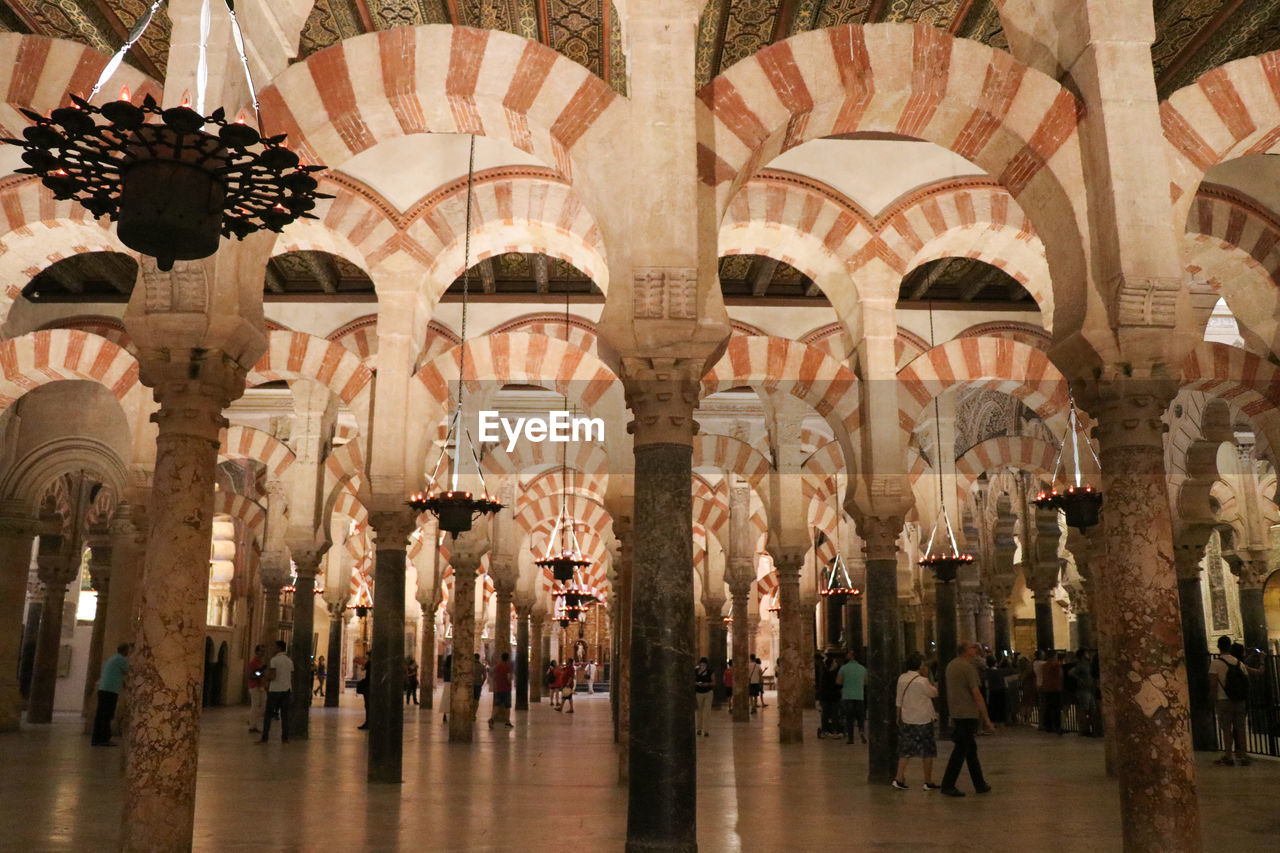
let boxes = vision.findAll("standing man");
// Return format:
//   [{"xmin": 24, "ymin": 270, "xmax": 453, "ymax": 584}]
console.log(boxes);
[
  {"xmin": 259, "ymin": 640, "xmax": 293, "ymax": 743},
  {"xmin": 489, "ymin": 652, "xmax": 514, "ymax": 729},
  {"xmin": 246, "ymin": 644, "xmax": 267, "ymax": 733},
  {"xmin": 1040, "ymin": 652, "xmax": 1064, "ymax": 734},
  {"xmin": 748, "ymin": 655, "xmax": 764, "ymax": 713},
  {"xmin": 836, "ymin": 648, "xmax": 868, "ymax": 744},
  {"xmin": 940, "ymin": 642, "xmax": 994, "ymax": 797},
  {"xmin": 1209, "ymin": 635, "xmax": 1251, "ymax": 766},
  {"xmin": 91, "ymin": 643, "xmax": 129, "ymax": 746}
]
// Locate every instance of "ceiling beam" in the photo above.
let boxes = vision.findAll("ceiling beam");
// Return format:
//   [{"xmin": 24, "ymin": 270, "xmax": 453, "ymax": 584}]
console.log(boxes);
[
  {"xmin": 770, "ymin": 0, "xmax": 799, "ymax": 42},
  {"xmin": 264, "ymin": 263, "xmax": 285, "ymax": 295},
  {"xmin": 1156, "ymin": 0, "xmax": 1244, "ymax": 93},
  {"xmin": 708, "ymin": 0, "xmax": 732, "ymax": 81},
  {"xmin": 531, "ymin": 253, "xmax": 550, "ymax": 294},
  {"xmin": 300, "ymin": 252, "xmax": 340, "ymax": 294},
  {"xmin": 804, "ymin": 280, "xmax": 823, "ymax": 298},
  {"xmin": 43, "ymin": 263, "xmax": 83, "ymax": 294},
  {"xmin": 748, "ymin": 256, "xmax": 781, "ymax": 297},
  {"xmin": 353, "ymin": 0, "xmax": 376, "ymax": 32},
  {"xmin": 907, "ymin": 258, "xmax": 957, "ymax": 300},
  {"xmin": 958, "ymin": 268, "xmax": 998, "ymax": 302},
  {"xmin": 80, "ymin": 254, "xmax": 130, "ymax": 294},
  {"xmin": 865, "ymin": 0, "xmax": 888, "ymax": 24},
  {"xmin": 84, "ymin": 0, "xmax": 165, "ymax": 80},
  {"xmin": 948, "ymin": 0, "xmax": 979, "ymax": 35}
]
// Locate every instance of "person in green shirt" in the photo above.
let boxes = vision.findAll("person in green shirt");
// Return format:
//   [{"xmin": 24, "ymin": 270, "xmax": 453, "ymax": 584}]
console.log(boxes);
[
  {"xmin": 836, "ymin": 649, "xmax": 868, "ymax": 744},
  {"xmin": 92, "ymin": 643, "xmax": 130, "ymax": 746}
]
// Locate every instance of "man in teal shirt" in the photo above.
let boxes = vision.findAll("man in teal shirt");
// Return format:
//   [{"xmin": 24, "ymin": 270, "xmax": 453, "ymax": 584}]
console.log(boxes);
[
  {"xmin": 92, "ymin": 643, "xmax": 129, "ymax": 746},
  {"xmin": 836, "ymin": 649, "xmax": 868, "ymax": 744}
]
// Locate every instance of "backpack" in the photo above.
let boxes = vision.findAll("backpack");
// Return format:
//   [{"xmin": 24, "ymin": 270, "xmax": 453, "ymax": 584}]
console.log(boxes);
[{"xmin": 1222, "ymin": 660, "xmax": 1250, "ymax": 702}]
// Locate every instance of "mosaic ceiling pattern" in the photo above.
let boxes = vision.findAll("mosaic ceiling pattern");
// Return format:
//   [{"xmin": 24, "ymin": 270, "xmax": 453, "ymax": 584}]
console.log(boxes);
[{"xmin": 0, "ymin": 2, "xmax": 1274, "ymax": 99}]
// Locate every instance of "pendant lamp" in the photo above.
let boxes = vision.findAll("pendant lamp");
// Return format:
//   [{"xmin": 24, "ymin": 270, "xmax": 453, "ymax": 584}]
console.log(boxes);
[{"xmin": 1034, "ymin": 396, "xmax": 1104, "ymax": 532}]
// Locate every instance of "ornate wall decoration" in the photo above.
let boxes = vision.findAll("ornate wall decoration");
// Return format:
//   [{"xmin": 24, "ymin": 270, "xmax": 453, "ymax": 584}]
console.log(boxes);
[
  {"xmin": 634, "ymin": 268, "xmax": 698, "ymax": 321},
  {"xmin": 1159, "ymin": 0, "xmax": 1280, "ymax": 96},
  {"xmin": 882, "ymin": 0, "xmax": 965, "ymax": 28},
  {"xmin": 718, "ymin": 0, "xmax": 780, "ymax": 73}
]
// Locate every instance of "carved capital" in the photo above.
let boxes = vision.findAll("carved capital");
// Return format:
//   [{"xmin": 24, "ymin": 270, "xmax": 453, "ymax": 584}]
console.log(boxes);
[
  {"xmin": 623, "ymin": 360, "xmax": 702, "ymax": 447},
  {"xmin": 858, "ymin": 515, "xmax": 904, "ymax": 562},
  {"xmin": 1231, "ymin": 558, "xmax": 1270, "ymax": 591},
  {"xmin": 141, "ymin": 349, "xmax": 246, "ymax": 444},
  {"xmin": 369, "ymin": 510, "xmax": 417, "ymax": 550},
  {"xmin": 768, "ymin": 546, "xmax": 804, "ymax": 579},
  {"xmin": 726, "ymin": 555, "xmax": 755, "ymax": 588},
  {"xmin": 450, "ymin": 527, "xmax": 490, "ymax": 573},
  {"xmin": 289, "ymin": 542, "xmax": 330, "ymax": 577},
  {"xmin": 1084, "ymin": 379, "xmax": 1178, "ymax": 453}
]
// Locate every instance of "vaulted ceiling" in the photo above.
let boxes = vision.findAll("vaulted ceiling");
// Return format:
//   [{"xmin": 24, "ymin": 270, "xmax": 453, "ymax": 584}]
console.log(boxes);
[{"xmin": 1, "ymin": 1, "xmax": 1277, "ymax": 99}]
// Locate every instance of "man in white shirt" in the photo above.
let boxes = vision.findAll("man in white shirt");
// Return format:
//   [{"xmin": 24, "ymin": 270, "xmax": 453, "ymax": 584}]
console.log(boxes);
[
  {"xmin": 259, "ymin": 640, "xmax": 294, "ymax": 743},
  {"xmin": 748, "ymin": 656, "xmax": 765, "ymax": 713},
  {"xmin": 1208, "ymin": 635, "xmax": 1252, "ymax": 766}
]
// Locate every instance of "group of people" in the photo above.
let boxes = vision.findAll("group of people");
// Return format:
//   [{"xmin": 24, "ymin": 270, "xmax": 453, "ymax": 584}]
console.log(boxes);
[
  {"xmin": 545, "ymin": 660, "xmax": 577, "ymax": 713},
  {"xmin": 818, "ymin": 649, "xmax": 867, "ymax": 743},
  {"xmin": 1209, "ymin": 635, "xmax": 1265, "ymax": 766}
]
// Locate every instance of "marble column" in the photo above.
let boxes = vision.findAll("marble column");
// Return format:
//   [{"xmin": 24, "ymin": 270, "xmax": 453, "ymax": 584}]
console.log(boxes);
[
  {"xmin": 862, "ymin": 516, "xmax": 903, "ymax": 784},
  {"xmin": 0, "ymin": 506, "xmax": 37, "ymax": 732},
  {"xmin": 122, "ymin": 353, "xmax": 243, "ymax": 853},
  {"xmin": 747, "ymin": 615, "xmax": 759, "ymax": 657},
  {"xmin": 27, "ymin": 531, "xmax": 77, "ymax": 725},
  {"xmin": 529, "ymin": 614, "xmax": 544, "ymax": 704},
  {"xmin": 705, "ymin": 598, "xmax": 727, "ymax": 708},
  {"xmin": 368, "ymin": 511, "xmax": 412, "ymax": 783},
  {"xmin": 289, "ymin": 546, "xmax": 326, "ymax": 739},
  {"xmin": 1033, "ymin": 590, "xmax": 1055, "ymax": 652},
  {"xmin": 515, "ymin": 602, "xmax": 531, "ymax": 711},
  {"xmin": 448, "ymin": 531, "xmax": 485, "ymax": 743},
  {"xmin": 729, "ymin": 582, "xmax": 751, "ymax": 722},
  {"xmin": 260, "ymin": 580, "xmax": 283, "ymax": 648},
  {"xmin": 493, "ymin": 582, "xmax": 514, "ymax": 668},
  {"xmin": 102, "ymin": 503, "xmax": 145, "ymax": 656},
  {"xmin": 934, "ymin": 579, "xmax": 958, "ymax": 727},
  {"xmin": 419, "ymin": 604, "xmax": 436, "ymax": 711},
  {"xmin": 844, "ymin": 597, "xmax": 864, "ymax": 655},
  {"xmin": 993, "ymin": 605, "xmax": 1012, "ymax": 656},
  {"xmin": 772, "ymin": 550, "xmax": 805, "ymax": 743},
  {"xmin": 325, "ymin": 602, "xmax": 345, "ymax": 708},
  {"xmin": 81, "ymin": 534, "xmax": 112, "ymax": 732},
  {"xmin": 901, "ymin": 619, "xmax": 917, "ymax": 656},
  {"xmin": 1174, "ymin": 543, "xmax": 1215, "ymax": 751},
  {"xmin": 1233, "ymin": 558, "xmax": 1270, "ymax": 652},
  {"xmin": 1092, "ymin": 385, "xmax": 1199, "ymax": 849},
  {"xmin": 624, "ymin": 371, "xmax": 698, "ymax": 852},
  {"xmin": 611, "ymin": 517, "xmax": 632, "ymax": 780}
]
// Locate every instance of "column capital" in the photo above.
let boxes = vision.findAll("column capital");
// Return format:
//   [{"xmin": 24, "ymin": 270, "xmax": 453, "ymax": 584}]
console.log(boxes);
[
  {"xmin": 858, "ymin": 515, "xmax": 904, "ymax": 562},
  {"xmin": 1083, "ymin": 379, "xmax": 1178, "ymax": 451},
  {"xmin": 767, "ymin": 546, "xmax": 804, "ymax": 577},
  {"xmin": 1230, "ymin": 557, "xmax": 1271, "ymax": 590},
  {"xmin": 450, "ymin": 527, "xmax": 490, "ymax": 573},
  {"xmin": 326, "ymin": 599, "xmax": 348, "ymax": 619},
  {"xmin": 289, "ymin": 542, "xmax": 330, "ymax": 577},
  {"xmin": 623, "ymin": 359, "xmax": 702, "ymax": 447},
  {"xmin": 702, "ymin": 595, "xmax": 726, "ymax": 616},
  {"xmin": 726, "ymin": 555, "xmax": 755, "ymax": 589},
  {"xmin": 369, "ymin": 510, "xmax": 417, "ymax": 550},
  {"xmin": 140, "ymin": 349, "xmax": 246, "ymax": 443}
]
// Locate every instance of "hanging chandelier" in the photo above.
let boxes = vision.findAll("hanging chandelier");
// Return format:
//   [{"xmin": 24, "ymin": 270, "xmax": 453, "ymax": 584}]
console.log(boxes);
[
  {"xmin": 3, "ymin": 1, "xmax": 327, "ymax": 271},
  {"xmin": 818, "ymin": 492, "xmax": 859, "ymax": 603},
  {"xmin": 767, "ymin": 593, "xmax": 781, "ymax": 615},
  {"xmin": 1034, "ymin": 396, "xmax": 1104, "ymax": 532},
  {"xmin": 918, "ymin": 302, "xmax": 973, "ymax": 584},
  {"xmin": 722, "ymin": 600, "xmax": 733, "ymax": 625},
  {"xmin": 409, "ymin": 134, "xmax": 503, "ymax": 537}
]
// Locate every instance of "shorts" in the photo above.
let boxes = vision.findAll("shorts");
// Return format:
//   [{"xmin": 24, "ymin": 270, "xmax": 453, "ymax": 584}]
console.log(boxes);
[
  {"xmin": 493, "ymin": 691, "xmax": 512, "ymax": 708},
  {"xmin": 562, "ymin": 686, "xmax": 575, "ymax": 698},
  {"xmin": 749, "ymin": 683, "xmax": 762, "ymax": 697},
  {"xmin": 898, "ymin": 722, "xmax": 937, "ymax": 758}
]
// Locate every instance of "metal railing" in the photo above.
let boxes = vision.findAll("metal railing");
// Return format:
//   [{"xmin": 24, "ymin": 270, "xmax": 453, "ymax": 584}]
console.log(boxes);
[{"xmin": 1212, "ymin": 654, "xmax": 1280, "ymax": 758}]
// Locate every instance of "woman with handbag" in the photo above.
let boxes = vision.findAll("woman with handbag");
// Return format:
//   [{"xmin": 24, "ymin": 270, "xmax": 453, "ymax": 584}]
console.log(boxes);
[{"xmin": 892, "ymin": 651, "xmax": 941, "ymax": 791}]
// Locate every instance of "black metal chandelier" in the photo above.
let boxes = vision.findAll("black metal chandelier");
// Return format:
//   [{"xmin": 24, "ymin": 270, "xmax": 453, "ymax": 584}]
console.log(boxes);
[
  {"xmin": 918, "ymin": 302, "xmax": 973, "ymax": 584},
  {"xmin": 2, "ymin": 1, "xmax": 327, "ymax": 271},
  {"xmin": 1034, "ymin": 396, "xmax": 1104, "ymax": 532},
  {"xmin": 818, "ymin": 493, "xmax": 859, "ymax": 604},
  {"xmin": 411, "ymin": 134, "xmax": 503, "ymax": 537}
]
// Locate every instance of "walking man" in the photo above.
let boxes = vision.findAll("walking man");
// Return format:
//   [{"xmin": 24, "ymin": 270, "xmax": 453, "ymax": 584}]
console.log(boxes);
[
  {"xmin": 940, "ymin": 641, "xmax": 994, "ymax": 797},
  {"xmin": 489, "ymin": 652, "xmax": 514, "ymax": 729},
  {"xmin": 259, "ymin": 640, "xmax": 293, "ymax": 743},
  {"xmin": 91, "ymin": 643, "xmax": 129, "ymax": 746},
  {"xmin": 836, "ymin": 648, "xmax": 867, "ymax": 744},
  {"xmin": 748, "ymin": 655, "xmax": 764, "ymax": 713}
]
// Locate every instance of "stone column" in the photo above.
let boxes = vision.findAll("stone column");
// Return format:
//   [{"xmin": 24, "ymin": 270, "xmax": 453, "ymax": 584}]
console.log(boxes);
[
  {"xmin": 448, "ymin": 530, "xmax": 486, "ymax": 743},
  {"xmin": 102, "ymin": 503, "xmax": 146, "ymax": 656},
  {"xmin": 799, "ymin": 594, "xmax": 818, "ymax": 707},
  {"xmin": 728, "ymin": 580, "xmax": 751, "ymax": 722},
  {"xmin": 624, "ymin": 369, "xmax": 699, "ymax": 852},
  {"xmin": 325, "ymin": 601, "xmax": 344, "ymax": 708},
  {"xmin": 81, "ymin": 533, "xmax": 113, "ymax": 732},
  {"xmin": 1174, "ymin": 537, "xmax": 1216, "ymax": 751},
  {"xmin": 845, "ymin": 596, "xmax": 864, "ymax": 656},
  {"xmin": 515, "ymin": 601, "xmax": 531, "ymax": 711},
  {"xmin": 993, "ymin": 605, "xmax": 1012, "ymax": 656},
  {"xmin": 493, "ymin": 579, "xmax": 514, "ymax": 668},
  {"xmin": 1091, "ymin": 385, "xmax": 1199, "ymax": 849},
  {"xmin": 27, "ymin": 529, "xmax": 77, "ymax": 725},
  {"xmin": 122, "ymin": 351, "xmax": 244, "ymax": 852},
  {"xmin": 770, "ymin": 548, "xmax": 805, "ymax": 743},
  {"xmin": 0, "ymin": 506, "xmax": 37, "ymax": 732},
  {"xmin": 705, "ymin": 597, "xmax": 726, "ymax": 708},
  {"xmin": 611, "ymin": 517, "xmax": 632, "ymax": 779},
  {"xmin": 861, "ymin": 515, "xmax": 903, "ymax": 784},
  {"xmin": 1033, "ymin": 589, "xmax": 1056, "ymax": 652},
  {"xmin": 368, "ymin": 510, "xmax": 412, "ymax": 782},
  {"xmin": 260, "ymin": 580, "xmax": 283, "ymax": 648},
  {"xmin": 933, "ymin": 578, "xmax": 958, "ymax": 727},
  {"xmin": 529, "ymin": 614, "xmax": 544, "ymax": 704},
  {"xmin": 419, "ymin": 602, "xmax": 436, "ymax": 711},
  {"xmin": 289, "ymin": 545, "xmax": 327, "ymax": 739},
  {"xmin": 747, "ymin": 615, "xmax": 759, "ymax": 657},
  {"xmin": 1232, "ymin": 558, "xmax": 1271, "ymax": 652}
]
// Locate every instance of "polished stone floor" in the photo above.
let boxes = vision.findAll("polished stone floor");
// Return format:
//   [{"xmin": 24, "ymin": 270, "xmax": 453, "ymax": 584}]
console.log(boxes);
[{"xmin": 2, "ymin": 689, "xmax": 1278, "ymax": 852}]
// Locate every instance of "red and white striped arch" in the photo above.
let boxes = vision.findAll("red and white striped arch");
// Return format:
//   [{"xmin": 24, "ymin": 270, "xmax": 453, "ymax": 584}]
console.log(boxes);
[
  {"xmin": 272, "ymin": 176, "xmax": 387, "ymax": 274},
  {"xmin": 691, "ymin": 433, "xmax": 772, "ymax": 486},
  {"xmin": 218, "ymin": 426, "xmax": 295, "ymax": 479},
  {"xmin": 1162, "ymin": 51, "xmax": 1280, "ymax": 221},
  {"xmin": 327, "ymin": 314, "xmax": 379, "ymax": 366},
  {"xmin": 702, "ymin": 336, "xmax": 859, "ymax": 456},
  {"xmin": 213, "ymin": 491, "xmax": 267, "ymax": 550},
  {"xmin": 896, "ymin": 337, "xmax": 1070, "ymax": 434},
  {"xmin": 481, "ymin": 439, "xmax": 609, "ymax": 484},
  {"xmin": 691, "ymin": 477, "xmax": 729, "ymax": 549},
  {"xmin": 0, "ymin": 329, "xmax": 143, "ymax": 426},
  {"xmin": 258, "ymin": 26, "xmax": 624, "ymax": 182},
  {"xmin": 521, "ymin": 467, "xmax": 607, "ymax": 508},
  {"xmin": 330, "ymin": 488, "xmax": 369, "ymax": 527},
  {"xmin": 697, "ymin": 24, "xmax": 1083, "ymax": 217},
  {"xmin": 411, "ymin": 170, "xmax": 608, "ymax": 300},
  {"xmin": 37, "ymin": 315, "xmax": 133, "ymax": 353},
  {"xmin": 1180, "ymin": 342, "xmax": 1280, "ymax": 467},
  {"xmin": 323, "ymin": 440, "xmax": 365, "ymax": 503},
  {"xmin": 249, "ymin": 330, "xmax": 374, "ymax": 438},
  {"xmin": 484, "ymin": 313, "xmax": 599, "ymax": 354},
  {"xmin": 953, "ymin": 435, "xmax": 1059, "ymax": 498},
  {"xmin": 415, "ymin": 331, "xmax": 620, "ymax": 415}
]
